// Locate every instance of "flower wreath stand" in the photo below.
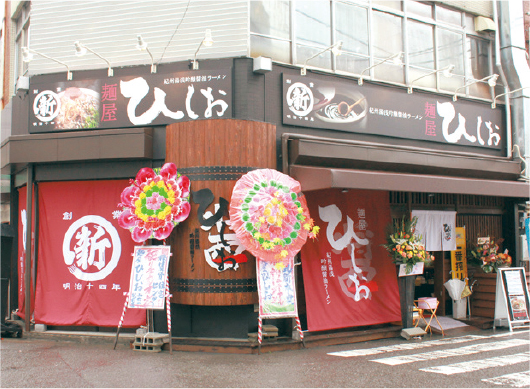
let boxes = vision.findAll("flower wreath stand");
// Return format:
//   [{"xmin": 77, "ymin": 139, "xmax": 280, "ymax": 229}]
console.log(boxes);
[
  {"xmin": 228, "ymin": 169, "xmax": 319, "ymax": 354},
  {"xmin": 114, "ymin": 163, "xmax": 191, "ymax": 354}
]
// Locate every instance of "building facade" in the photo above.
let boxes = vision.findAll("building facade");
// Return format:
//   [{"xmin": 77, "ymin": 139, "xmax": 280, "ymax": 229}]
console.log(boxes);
[{"xmin": 1, "ymin": 1, "xmax": 529, "ymax": 340}]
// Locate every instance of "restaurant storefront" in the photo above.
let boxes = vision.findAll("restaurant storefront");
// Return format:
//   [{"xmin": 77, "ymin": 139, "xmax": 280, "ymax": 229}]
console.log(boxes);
[{"xmin": 2, "ymin": 57, "xmax": 528, "ymax": 341}]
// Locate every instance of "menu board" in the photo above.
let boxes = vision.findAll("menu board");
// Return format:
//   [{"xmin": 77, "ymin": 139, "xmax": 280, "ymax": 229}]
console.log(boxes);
[
  {"xmin": 495, "ymin": 268, "xmax": 530, "ymax": 330},
  {"xmin": 501, "ymin": 268, "xmax": 530, "ymax": 321}
]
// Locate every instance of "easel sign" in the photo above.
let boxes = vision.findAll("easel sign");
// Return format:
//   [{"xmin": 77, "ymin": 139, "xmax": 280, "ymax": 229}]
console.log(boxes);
[
  {"xmin": 494, "ymin": 267, "xmax": 530, "ymax": 331},
  {"xmin": 256, "ymin": 257, "xmax": 304, "ymax": 353},
  {"xmin": 114, "ymin": 245, "xmax": 173, "ymax": 353},
  {"xmin": 128, "ymin": 246, "xmax": 171, "ymax": 309}
]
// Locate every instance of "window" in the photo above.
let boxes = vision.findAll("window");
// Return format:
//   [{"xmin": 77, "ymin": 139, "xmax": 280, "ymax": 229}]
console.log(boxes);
[
  {"xmin": 295, "ymin": 1, "xmax": 331, "ymax": 69},
  {"xmin": 408, "ymin": 20, "xmax": 435, "ymax": 88},
  {"xmin": 14, "ymin": 2, "xmax": 31, "ymax": 87},
  {"xmin": 335, "ymin": 1, "xmax": 369, "ymax": 75},
  {"xmin": 407, "ymin": 1, "xmax": 433, "ymax": 19},
  {"xmin": 250, "ymin": 0, "xmax": 291, "ymax": 63},
  {"xmin": 372, "ymin": 10, "xmax": 403, "ymax": 84},
  {"xmin": 467, "ymin": 36, "xmax": 492, "ymax": 99},
  {"xmin": 249, "ymin": 0, "xmax": 496, "ymax": 101},
  {"xmin": 437, "ymin": 27, "xmax": 465, "ymax": 92},
  {"xmin": 437, "ymin": 5, "xmax": 462, "ymax": 26}
]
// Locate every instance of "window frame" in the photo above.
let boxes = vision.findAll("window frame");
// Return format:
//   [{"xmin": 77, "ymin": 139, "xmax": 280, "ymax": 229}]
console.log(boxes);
[
  {"xmin": 249, "ymin": 0, "xmax": 497, "ymax": 102},
  {"xmin": 13, "ymin": 2, "xmax": 31, "ymax": 88}
]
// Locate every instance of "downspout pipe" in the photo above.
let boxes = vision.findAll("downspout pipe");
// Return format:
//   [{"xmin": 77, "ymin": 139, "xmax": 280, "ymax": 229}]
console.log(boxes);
[{"xmin": 493, "ymin": 0, "xmax": 512, "ymax": 159}]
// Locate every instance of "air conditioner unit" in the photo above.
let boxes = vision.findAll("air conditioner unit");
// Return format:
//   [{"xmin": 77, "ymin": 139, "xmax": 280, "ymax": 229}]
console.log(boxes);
[{"xmin": 253, "ymin": 56, "xmax": 272, "ymax": 74}]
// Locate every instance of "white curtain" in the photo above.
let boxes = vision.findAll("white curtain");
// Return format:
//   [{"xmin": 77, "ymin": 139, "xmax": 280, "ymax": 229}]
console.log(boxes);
[{"xmin": 411, "ymin": 210, "xmax": 457, "ymax": 251}]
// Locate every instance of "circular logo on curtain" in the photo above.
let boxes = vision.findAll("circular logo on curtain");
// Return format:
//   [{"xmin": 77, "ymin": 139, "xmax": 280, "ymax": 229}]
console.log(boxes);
[{"xmin": 62, "ymin": 215, "xmax": 122, "ymax": 281}]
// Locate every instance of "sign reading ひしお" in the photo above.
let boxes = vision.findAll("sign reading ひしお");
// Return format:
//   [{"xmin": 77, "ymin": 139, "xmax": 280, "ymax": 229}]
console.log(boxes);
[
  {"xmin": 300, "ymin": 189, "xmax": 401, "ymax": 332},
  {"xmin": 282, "ymin": 74, "xmax": 504, "ymax": 150},
  {"xmin": 29, "ymin": 69, "xmax": 232, "ymax": 133}
]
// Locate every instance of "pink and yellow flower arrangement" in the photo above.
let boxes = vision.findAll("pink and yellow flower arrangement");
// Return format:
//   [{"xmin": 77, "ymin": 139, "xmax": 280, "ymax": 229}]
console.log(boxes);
[
  {"xmin": 118, "ymin": 162, "xmax": 191, "ymax": 242},
  {"xmin": 229, "ymin": 169, "xmax": 319, "ymax": 265},
  {"xmin": 468, "ymin": 237, "xmax": 511, "ymax": 273}
]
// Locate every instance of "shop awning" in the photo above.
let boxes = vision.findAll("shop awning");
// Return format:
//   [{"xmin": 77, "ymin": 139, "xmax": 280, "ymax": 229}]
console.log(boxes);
[{"xmin": 290, "ymin": 165, "xmax": 530, "ymax": 198}]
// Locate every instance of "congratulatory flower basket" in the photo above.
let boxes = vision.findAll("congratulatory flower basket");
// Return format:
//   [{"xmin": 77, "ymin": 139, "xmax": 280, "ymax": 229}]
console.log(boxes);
[
  {"xmin": 383, "ymin": 216, "xmax": 434, "ymax": 275},
  {"xmin": 468, "ymin": 237, "xmax": 512, "ymax": 273}
]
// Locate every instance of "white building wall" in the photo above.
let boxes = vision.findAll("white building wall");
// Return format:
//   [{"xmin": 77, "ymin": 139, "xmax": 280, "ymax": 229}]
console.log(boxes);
[
  {"xmin": 28, "ymin": 0, "xmax": 249, "ymax": 76},
  {"xmin": 441, "ymin": 1, "xmax": 493, "ymax": 17}
]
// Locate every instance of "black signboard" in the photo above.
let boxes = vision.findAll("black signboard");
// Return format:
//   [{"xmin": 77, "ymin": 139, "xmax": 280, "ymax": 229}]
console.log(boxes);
[
  {"xmin": 282, "ymin": 74, "xmax": 504, "ymax": 150},
  {"xmin": 29, "ymin": 69, "xmax": 232, "ymax": 133}
]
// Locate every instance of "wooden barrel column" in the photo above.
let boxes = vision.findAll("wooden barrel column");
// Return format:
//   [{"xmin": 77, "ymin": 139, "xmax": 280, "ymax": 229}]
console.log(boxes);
[{"xmin": 166, "ymin": 119, "xmax": 276, "ymax": 306}]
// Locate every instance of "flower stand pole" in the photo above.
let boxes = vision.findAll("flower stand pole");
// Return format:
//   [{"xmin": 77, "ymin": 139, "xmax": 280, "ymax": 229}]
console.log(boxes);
[
  {"xmin": 385, "ymin": 217, "xmax": 433, "ymax": 329},
  {"xmin": 397, "ymin": 270, "xmax": 416, "ymax": 328}
]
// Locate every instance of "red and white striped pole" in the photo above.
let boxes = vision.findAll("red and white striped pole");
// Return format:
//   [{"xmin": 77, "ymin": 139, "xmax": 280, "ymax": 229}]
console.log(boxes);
[
  {"xmin": 258, "ymin": 316, "xmax": 263, "ymax": 344},
  {"xmin": 165, "ymin": 276, "xmax": 173, "ymax": 354},
  {"xmin": 295, "ymin": 316, "xmax": 304, "ymax": 342},
  {"xmin": 258, "ymin": 316, "xmax": 263, "ymax": 354},
  {"xmin": 118, "ymin": 292, "xmax": 130, "ymax": 329},
  {"xmin": 113, "ymin": 292, "xmax": 130, "ymax": 350},
  {"xmin": 165, "ymin": 277, "xmax": 172, "ymax": 332}
]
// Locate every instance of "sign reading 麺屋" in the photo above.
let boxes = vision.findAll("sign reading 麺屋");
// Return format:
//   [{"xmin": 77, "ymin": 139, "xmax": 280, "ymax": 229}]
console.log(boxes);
[
  {"xmin": 29, "ymin": 69, "xmax": 232, "ymax": 133},
  {"xmin": 282, "ymin": 74, "xmax": 504, "ymax": 150}
]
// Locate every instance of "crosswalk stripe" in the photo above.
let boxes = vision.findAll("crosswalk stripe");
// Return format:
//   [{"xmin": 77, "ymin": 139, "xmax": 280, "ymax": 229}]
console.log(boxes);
[
  {"xmin": 328, "ymin": 330, "xmax": 530, "ymax": 358},
  {"xmin": 489, "ymin": 329, "xmax": 530, "ymax": 338},
  {"xmin": 327, "ymin": 335, "xmax": 485, "ymax": 357},
  {"xmin": 371, "ymin": 339, "xmax": 530, "ymax": 366},
  {"xmin": 419, "ymin": 352, "xmax": 530, "ymax": 375},
  {"xmin": 482, "ymin": 371, "xmax": 530, "ymax": 388}
]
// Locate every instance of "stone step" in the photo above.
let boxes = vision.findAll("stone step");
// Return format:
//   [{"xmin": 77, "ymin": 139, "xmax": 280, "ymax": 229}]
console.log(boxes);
[{"xmin": 248, "ymin": 324, "xmax": 279, "ymax": 340}]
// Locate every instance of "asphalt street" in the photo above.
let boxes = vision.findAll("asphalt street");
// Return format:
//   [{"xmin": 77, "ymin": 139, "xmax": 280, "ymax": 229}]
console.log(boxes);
[{"xmin": 1, "ymin": 328, "xmax": 529, "ymax": 388}]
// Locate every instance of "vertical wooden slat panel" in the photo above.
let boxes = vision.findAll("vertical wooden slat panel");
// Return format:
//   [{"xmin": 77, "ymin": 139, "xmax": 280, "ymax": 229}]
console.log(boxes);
[
  {"xmin": 166, "ymin": 119, "xmax": 276, "ymax": 306},
  {"xmin": 457, "ymin": 214, "xmax": 503, "ymax": 247}
]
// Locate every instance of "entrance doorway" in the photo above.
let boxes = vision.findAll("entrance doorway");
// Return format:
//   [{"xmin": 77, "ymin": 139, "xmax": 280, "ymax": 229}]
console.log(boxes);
[{"xmin": 391, "ymin": 192, "xmax": 506, "ymax": 316}]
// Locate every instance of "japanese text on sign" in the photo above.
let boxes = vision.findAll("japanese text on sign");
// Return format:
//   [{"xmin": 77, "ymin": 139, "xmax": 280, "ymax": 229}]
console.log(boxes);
[{"xmin": 128, "ymin": 246, "xmax": 171, "ymax": 310}]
